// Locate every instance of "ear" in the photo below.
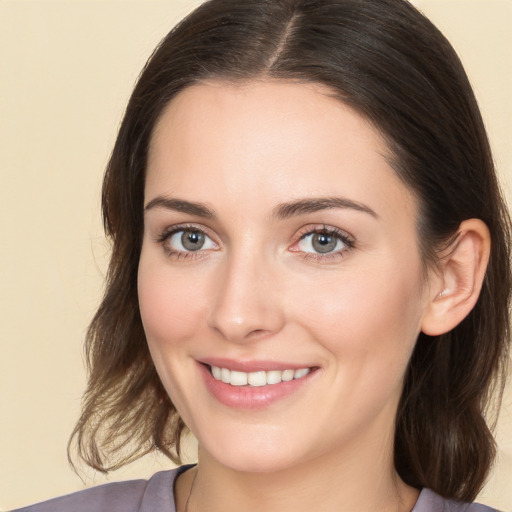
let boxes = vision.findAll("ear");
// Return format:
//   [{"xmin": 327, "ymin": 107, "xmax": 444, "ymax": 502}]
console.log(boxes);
[{"xmin": 421, "ymin": 219, "xmax": 490, "ymax": 336}]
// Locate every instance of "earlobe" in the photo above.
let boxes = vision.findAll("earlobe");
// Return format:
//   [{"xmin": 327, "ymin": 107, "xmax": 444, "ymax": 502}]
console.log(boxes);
[{"xmin": 421, "ymin": 219, "xmax": 490, "ymax": 336}]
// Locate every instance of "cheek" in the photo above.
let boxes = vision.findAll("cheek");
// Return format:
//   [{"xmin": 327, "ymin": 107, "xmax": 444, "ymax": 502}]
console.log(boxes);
[
  {"xmin": 293, "ymin": 263, "xmax": 424, "ymax": 364},
  {"xmin": 137, "ymin": 259, "xmax": 207, "ymax": 347}
]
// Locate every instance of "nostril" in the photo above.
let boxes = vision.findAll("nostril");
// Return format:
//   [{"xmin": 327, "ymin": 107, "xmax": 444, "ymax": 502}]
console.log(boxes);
[{"xmin": 246, "ymin": 328, "xmax": 267, "ymax": 339}]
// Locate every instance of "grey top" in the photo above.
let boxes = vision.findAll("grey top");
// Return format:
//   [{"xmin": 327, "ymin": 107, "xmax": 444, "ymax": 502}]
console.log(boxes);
[{"xmin": 12, "ymin": 465, "xmax": 500, "ymax": 512}]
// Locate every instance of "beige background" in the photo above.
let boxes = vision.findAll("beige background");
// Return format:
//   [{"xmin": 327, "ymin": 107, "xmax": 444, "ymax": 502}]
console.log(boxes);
[{"xmin": 0, "ymin": 0, "xmax": 511, "ymax": 510}]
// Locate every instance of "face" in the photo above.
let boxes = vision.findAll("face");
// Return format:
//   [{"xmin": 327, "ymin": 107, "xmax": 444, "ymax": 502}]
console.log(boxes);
[{"xmin": 138, "ymin": 80, "xmax": 433, "ymax": 474}]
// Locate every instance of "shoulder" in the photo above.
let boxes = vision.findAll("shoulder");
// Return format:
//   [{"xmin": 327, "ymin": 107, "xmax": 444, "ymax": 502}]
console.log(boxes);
[
  {"xmin": 413, "ymin": 488, "xmax": 502, "ymax": 512},
  {"xmin": 11, "ymin": 466, "xmax": 193, "ymax": 512}
]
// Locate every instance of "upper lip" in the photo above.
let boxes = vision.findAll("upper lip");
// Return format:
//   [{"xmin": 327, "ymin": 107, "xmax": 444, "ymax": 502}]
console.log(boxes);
[{"xmin": 199, "ymin": 357, "xmax": 315, "ymax": 373}]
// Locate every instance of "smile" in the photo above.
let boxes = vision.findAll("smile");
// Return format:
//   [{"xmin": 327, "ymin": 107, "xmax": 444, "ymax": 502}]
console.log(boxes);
[
  {"xmin": 199, "ymin": 361, "xmax": 317, "ymax": 409},
  {"xmin": 210, "ymin": 366, "xmax": 311, "ymax": 387}
]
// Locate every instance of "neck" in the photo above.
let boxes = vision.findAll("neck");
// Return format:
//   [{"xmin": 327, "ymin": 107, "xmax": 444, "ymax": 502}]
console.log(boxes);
[{"xmin": 177, "ymin": 431, "xmax": 419, "ymax": 512}]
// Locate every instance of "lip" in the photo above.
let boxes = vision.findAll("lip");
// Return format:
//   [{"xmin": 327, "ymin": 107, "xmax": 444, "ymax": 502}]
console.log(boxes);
[
  {"xmin": 200, "ymin": 357, "xmax": 312, "ymax": 372},
  {"xmin": 197, "ymin": 359, "xmax": 317, "ymax": 410}
]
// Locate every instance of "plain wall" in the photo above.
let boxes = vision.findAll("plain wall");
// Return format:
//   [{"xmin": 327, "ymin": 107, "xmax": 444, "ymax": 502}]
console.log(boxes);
[{"xmin": 0, "ymin": 1, "xmax": 510, "ymax": 510}]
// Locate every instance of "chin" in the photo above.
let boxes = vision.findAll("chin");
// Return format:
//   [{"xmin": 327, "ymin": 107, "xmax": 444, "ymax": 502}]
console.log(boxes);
[
  {"xmin": 212, "ymin": 450, "xmax": 301, "ymax": 474},
  {"xmin": 198, "ymin": 430, "xmax": 306, "ymax": 474}
]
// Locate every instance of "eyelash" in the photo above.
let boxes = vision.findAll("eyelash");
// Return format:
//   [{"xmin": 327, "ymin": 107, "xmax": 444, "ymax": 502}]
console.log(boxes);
[
  {"xmin": 156, "ymin": 223, "xmax": 355, "ymax": 262},
  {"xmin": 291, "ymin": 225, "xmax": 355, "ymax": 263},
  {"xmin": 156, "ymin": 223, "xmax": 218, "ymax": 261}
]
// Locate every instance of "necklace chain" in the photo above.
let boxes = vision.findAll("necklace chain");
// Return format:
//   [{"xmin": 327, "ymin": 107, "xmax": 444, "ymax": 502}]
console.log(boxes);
[
  {"xmin": 183, "ymin": 468, "xmax": 198, "ymax": 512},
  {"xmin": 182, "ymin": 467, "xmax": 406, "ymax": 512}
]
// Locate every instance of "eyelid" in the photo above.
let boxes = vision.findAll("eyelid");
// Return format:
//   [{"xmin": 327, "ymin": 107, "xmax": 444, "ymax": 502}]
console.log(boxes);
[
  {"xmin": 153, "ymin": 222, "xmax": 354, "ymax": 262},
  {"xmin": 289, "ymin": 224, "xmax": 355, "ymax": 260},
  {"xmin": 155, "ymin": 222, "xmax": 216, "ymax": 240},
  {"xmin": 155, "ymin": 223, "xmax": 220, "ymax": 258}
]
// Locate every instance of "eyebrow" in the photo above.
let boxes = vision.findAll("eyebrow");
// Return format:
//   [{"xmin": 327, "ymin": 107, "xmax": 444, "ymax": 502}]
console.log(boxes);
[
  {"xmin": 144, "ymin": 195, "xmax": 378, "ymax": 220},
  {"xmin": 273, "ymin": 197, "xmax": 378, "ymax": 220},
  {"xmin": 144, "ymin": 196, "xmax": 214, "ymax": 218}
]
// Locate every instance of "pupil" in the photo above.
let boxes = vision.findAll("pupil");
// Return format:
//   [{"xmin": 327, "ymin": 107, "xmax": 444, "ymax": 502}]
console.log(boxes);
[
  {"xmin": 181, "ymin": 231, "xmax": 205, "ymax": 251},
  {"xmin": 312, "ymin": 233, "xmax": 336, "ymax": 253}
]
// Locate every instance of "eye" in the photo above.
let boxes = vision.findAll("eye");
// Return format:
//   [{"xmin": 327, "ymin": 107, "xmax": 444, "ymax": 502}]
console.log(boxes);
[
  {"xmin": 298, "ymin": 232, "xmax": 344, "ymax": 254},
  {"xmin": 159, "ymin": 226, "xmax": 218, "ymax": 257},
  {"xmin": 291, "ymin": 225, "xmax": 354, "ymax": 260}
]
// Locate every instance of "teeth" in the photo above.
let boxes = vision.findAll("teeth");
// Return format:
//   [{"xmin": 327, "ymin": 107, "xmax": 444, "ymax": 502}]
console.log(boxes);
[
  {"xmin": 266, "ymin": 370, "xmax": 283, "ymax": 385},
  {"xmin": 282, "ymin": 369, "xmax": 294, "ymax": 382},
  {"xmin": 248, "ymin": 371, "xmax": 267, "ymax": 387},
  {"xmin": 221, "ymin": 368, "xmax": 230, "ymax": 384},
  {"xmin": 210, "ymin": 366, "xmax": 311, "ymax": 386},
  {"xmin": 294, "ymin": 368, "xmax": 309, "ymax": 379},
  {"xmin": 212, "ymin": 366, "xmax": 222, "ymax": 380},
  {"xmin": 230, "ymin": 370, "xmax": 248, "ymax": 386}
]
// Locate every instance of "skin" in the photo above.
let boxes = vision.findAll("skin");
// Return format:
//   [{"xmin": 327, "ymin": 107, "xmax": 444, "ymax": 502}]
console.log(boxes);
[{"xmin": 137, "ymin": 80, "xmax": 488, "ymax": 512}]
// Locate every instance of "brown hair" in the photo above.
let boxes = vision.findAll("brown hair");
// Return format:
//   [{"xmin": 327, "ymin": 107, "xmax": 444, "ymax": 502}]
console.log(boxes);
[{"xmin": 69, "ymin": 0, "xmax": 511, "ymax": 501}]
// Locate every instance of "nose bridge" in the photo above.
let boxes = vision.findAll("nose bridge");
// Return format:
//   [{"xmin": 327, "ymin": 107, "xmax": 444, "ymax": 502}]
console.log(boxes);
[{"xmin": 207, "ymin": 242, "xmax": 284, "ymax": 342}]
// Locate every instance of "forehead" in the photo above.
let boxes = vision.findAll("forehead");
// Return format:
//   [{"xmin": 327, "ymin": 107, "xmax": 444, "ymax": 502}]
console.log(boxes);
[
  {"xmin": 149, "ymin": 79, "xmax": 389, "ymax": 170},
  {"xmin": 146, "ymin": 80, "xmax": 416, "ymax": 224}
]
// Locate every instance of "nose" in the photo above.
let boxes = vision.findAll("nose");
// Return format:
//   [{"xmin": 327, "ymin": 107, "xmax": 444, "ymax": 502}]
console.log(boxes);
[{"xmin": 207, "ymin": 250, "xmax": 285, "ymax": 343}]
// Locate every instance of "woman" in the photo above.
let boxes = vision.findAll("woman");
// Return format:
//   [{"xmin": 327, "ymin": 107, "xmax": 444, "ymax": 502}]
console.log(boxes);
[{"xmin": 13, "ymin": 0, "xmax": 510, "ymax": 510}]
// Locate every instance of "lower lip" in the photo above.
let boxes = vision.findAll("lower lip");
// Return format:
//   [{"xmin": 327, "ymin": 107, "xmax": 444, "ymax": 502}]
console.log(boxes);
[{"xmin": 198, "ymin": 363, "xmax": 315, "ymax": 410}]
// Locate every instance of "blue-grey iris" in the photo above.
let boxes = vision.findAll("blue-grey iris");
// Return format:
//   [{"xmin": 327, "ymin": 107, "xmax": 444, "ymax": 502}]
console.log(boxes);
[
  {"xmin": 182, "ymin": 231, "xmax": 205, "ymax": 251},
  {"xmin": 312, "ymin": 233, "xmax": 337, "ymax": 253}
]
